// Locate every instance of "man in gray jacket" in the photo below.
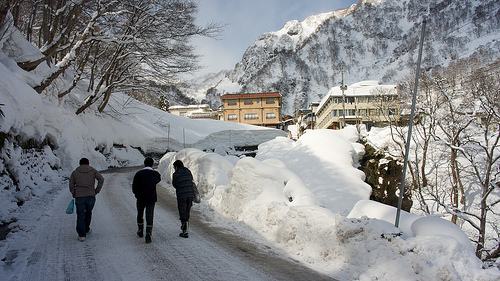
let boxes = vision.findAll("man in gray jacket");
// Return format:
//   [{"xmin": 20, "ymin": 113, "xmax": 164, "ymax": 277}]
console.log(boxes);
[{"xmin": 69, "ymin": 158, "xmax": 104, "ymax": 242}]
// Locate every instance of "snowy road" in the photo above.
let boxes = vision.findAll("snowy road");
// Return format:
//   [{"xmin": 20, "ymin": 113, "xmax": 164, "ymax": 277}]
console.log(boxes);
[{"xmin": 9, "ymin": 167, "xmax": 335, "ymax": 281}]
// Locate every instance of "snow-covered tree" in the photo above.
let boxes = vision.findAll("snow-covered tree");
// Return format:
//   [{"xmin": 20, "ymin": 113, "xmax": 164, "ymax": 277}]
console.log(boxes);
[{"xmin": 6, "ymin": 0, "xmax": 220, "ymax": 114}]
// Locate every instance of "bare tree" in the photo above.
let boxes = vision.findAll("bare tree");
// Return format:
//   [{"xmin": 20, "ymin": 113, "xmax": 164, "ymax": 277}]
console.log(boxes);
[
  {"xmin": 431, "ymin": 61, "xmax": 478, "ymax": 224},
  {"xmin": 415, "ymin": 59, "xmax": 499, "ymax": 262},
  {"xmin": 458, "ymin": 60, "xmax": 500, "ymax": 260},
  {"xmin": 372, "ymin": 58, "xmax": 500, "ymax": 262},
  {"xmin": 404, "ymin": 74, "xmax": 441, "ymax": 215}
]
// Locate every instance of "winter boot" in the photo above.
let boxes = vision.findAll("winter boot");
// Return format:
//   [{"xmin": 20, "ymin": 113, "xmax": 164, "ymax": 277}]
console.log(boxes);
[
  {"xmin": 145, "ymin": 225, "xmax": 153, "ymax": 243},
  {"xmin": 179, "ymin": 221, "xmax": 189, "ymax": 238},
  {"xmin": 137, "ymin": 223, "xmax": 144, "ymax": 238}
]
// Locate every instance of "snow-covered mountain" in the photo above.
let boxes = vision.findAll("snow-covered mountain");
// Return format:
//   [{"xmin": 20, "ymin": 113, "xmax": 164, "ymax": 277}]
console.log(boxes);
[{"xmin": 190, "ymin": 0, "xmax": 500, "ymax": 115}]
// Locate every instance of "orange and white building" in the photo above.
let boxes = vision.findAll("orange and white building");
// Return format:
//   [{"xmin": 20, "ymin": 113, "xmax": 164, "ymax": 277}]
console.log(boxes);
[{"xmin": 220, "ymin": 92, "xmax": 282, "ymax": 128}]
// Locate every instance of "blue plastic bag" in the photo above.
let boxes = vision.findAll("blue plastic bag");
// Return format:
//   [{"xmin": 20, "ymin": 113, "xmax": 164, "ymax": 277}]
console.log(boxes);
[{"xmin": 66, "ymin": 199, "xmax": 74, "ymax": 214}]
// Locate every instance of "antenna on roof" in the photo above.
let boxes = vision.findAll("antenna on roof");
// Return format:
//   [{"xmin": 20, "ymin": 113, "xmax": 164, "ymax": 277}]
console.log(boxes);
[{"xmin": 340, "ymin": 63, "xmax": 348, "ymax": 129}]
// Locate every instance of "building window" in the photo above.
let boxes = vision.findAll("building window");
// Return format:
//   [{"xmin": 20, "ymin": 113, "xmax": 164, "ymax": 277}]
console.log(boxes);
[
  {"xmin": 244, "ymin": 113, "xmax": 258, "ymax": 120},
  {"xmin": 266, "ymin": 112, "xmax": 276, "ymax": 119},
  {"xmin": 369, "ymin": 109, "xmax": 378, "ymax": 116},
  {"xmin": 332, "ymin": 109, "xmax": 338, "ymax": 117},
  {"xmin": 347, "ymin": 97, "xmax": 355, "ymax": 104},
  {"xmin": 266, "ymin": 98, "xmax": 275, "ymax": 104},
  {"xmin": 244, "ymin": 98, "xmax": 253, "ymax": 105},
  {"xmin": 227, "ymin": 99, "xmax": 237, "ymax": 105},
  {"xmin": 228, "ymin": 114, "xmax": 237, "ymax": 120},
  {"xmin": 180, "ymin": 111, "xmax": 187, "ymax": 117},
  {"xmin": 348, "ymin": 109, "xmax": 356, "ymax": 116}
]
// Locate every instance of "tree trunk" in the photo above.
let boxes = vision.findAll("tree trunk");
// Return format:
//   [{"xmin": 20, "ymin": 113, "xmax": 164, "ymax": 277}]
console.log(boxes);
[
  {"xmin": 34, "ymin": 61, "xmax": 70, "ymax": 93},
  {"xmin": 18, "ymin": 3, "xmax": 82, "ymax": 72},
  {"xmin": 98, "ymin": 87, "xmax": 113, "ymax": 113},
  {"xmin": 450, "ymin": 149, "xmax": 459, "ymax": 224},
  {"xmin": 0, "ymin": 0, "xmax": 11, "ymax": 27},
  {"xmin": 476, "ymin": 193, "xmax": 487, "ymax": 259},
  {"xmin": 42, "ymin": 0, "xmax": 51, "ymax": 44},
  {"xmin": 32, "ymin": 8, "xmax": 100, "ymax": 93}
]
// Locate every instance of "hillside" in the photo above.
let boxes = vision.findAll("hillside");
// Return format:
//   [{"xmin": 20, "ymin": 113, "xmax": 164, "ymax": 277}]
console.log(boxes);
[
  {"xmin": 189, "ymin": 0, "xmax": 500, "ymax": 115},
  {"xmin": 0, "ymin": 15, "xmax": 285, "ymax": 225}
]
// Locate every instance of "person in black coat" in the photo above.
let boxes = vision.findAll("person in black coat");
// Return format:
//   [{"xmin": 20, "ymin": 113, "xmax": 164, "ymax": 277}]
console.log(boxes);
[
  {"xmin": 172, "ymin": 160, "xmax": 195, "ymax": 238},
  {"xmin": 132, "ymin": 157, "xmax": 161, "ymax": 243}
]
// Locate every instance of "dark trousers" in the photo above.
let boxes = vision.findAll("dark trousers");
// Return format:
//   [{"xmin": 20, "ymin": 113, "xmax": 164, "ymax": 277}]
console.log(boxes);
[
  {"xmin": 137, "ymin": 200, "xmax": 155, "ymax": 226},
  {"xmin": 177, "ymin": 197, "xmax": 193, "ymax": 222},
  {"xmin": 75, "ymin": 196, "xmax": 96, "ymax": 237}
]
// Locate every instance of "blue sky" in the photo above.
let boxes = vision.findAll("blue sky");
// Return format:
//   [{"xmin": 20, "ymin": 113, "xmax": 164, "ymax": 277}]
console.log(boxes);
[{"xmin": 191, "ymin": 0, "xmax": 359, "ymax": 76}]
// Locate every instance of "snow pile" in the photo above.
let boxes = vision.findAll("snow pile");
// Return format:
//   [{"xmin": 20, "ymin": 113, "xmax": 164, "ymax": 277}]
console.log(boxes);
[
  {"xmin": 349, "ymin": 200, "xmax": 474, "ymax": 252},
  {"xmin": 256, "ymin": 128, "xmax": 370, "ymax": 213},
  {"xmin": 158, "ymin": 129, "xmax": 500, "ymax": 280}
]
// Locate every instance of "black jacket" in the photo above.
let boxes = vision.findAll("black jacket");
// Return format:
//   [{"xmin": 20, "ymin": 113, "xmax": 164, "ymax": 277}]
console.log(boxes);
[
  {"xmin": 172, "ymin": 167, "xmax": 195, "ymax": 199},
  {"xmin": 132, "ymin": 168, "xmax": 161, "ymax": 203}
]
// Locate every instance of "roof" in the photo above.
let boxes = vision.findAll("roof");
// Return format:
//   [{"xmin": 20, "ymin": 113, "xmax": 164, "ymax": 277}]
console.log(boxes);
[
  {"xmin": 220, "ymin": 92, "xmax": 281, "ymax": 99},
  {"xmin": 169, "ymin": 104, "xmax": 210, "ymax": 110},
  {"xmin": 298, "ymin": 109, "xmax": 313, "ymax": 114}
]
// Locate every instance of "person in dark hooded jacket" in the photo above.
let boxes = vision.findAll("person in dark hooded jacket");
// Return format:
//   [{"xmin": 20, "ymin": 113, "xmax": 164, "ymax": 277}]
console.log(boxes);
[
  {"xmin": 172, "ymin": 160, "xmax": 195, "ymax": 238},
  {"xmin": 69, "ymin": 158, "xmax": 104, "ymax": 242},
  {"xmin": 132, "ymin": 157, "xmax": 161, "ymax": 243}
]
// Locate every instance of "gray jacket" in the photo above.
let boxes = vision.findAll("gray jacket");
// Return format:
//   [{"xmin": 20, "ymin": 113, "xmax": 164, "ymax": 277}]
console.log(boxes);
[{"xmin": 69, "ymin": 165, "xmax": 104, "ymax": 198}]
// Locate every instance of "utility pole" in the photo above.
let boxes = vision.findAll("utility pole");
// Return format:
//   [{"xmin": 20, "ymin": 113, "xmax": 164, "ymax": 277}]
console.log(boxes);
[
  {"xmin": 340, "ymin": 63, "xmax": 348, "ymax": 129},
  {"xmin": 167, "ymin": 123, "xmax": 170, "ymax": 152},
  {"xmin": 355, "ymin": 96, "xmax": 360, "ymax": 131},
  {"xmin": 395, "ymin": 19, "xmax": 427, "ymax": 228}
]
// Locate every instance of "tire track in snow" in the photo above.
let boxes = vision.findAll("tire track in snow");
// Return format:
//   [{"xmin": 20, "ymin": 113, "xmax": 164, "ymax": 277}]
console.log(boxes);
[{"xmin": 8, "ymin": 167, "xmax": 336, "ymax": 281}]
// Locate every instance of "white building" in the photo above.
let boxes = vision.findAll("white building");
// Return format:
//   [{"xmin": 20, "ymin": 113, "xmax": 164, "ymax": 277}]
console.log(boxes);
[
  {"xmin": 168, "ymin": 104, "xmax": 219, "ymax": 119},
  {"xmin": 315, "ymin": 81, "xmax": 399, "ymax": 130}
]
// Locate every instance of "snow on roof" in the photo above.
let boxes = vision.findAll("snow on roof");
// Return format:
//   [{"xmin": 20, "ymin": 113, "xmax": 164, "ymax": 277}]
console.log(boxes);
[{"xmin": 169, "ymin": 104, "xmax": 210, "ymax": 110}]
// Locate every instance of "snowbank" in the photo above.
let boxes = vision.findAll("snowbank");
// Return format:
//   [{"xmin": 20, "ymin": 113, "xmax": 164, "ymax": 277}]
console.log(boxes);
[
  {"xmin": 157, "ymin": 129, "xmax": 498, "ymax": 280},
  {"xmin": 348, "ymin": 200, "xmax": 474, "ymax": 252}
]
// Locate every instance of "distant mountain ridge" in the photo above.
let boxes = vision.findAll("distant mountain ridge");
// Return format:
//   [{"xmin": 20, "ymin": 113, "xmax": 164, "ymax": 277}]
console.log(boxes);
[{"xmin": 184, "ymin": 0, "xmax": 500, "ymax": 115}]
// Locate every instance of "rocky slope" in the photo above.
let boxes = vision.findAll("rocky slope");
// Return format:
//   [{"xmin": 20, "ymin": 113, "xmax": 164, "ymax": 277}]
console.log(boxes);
[{"xmin": 189, "ymin": 0, "xmax": 500, "ymax": 115}]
